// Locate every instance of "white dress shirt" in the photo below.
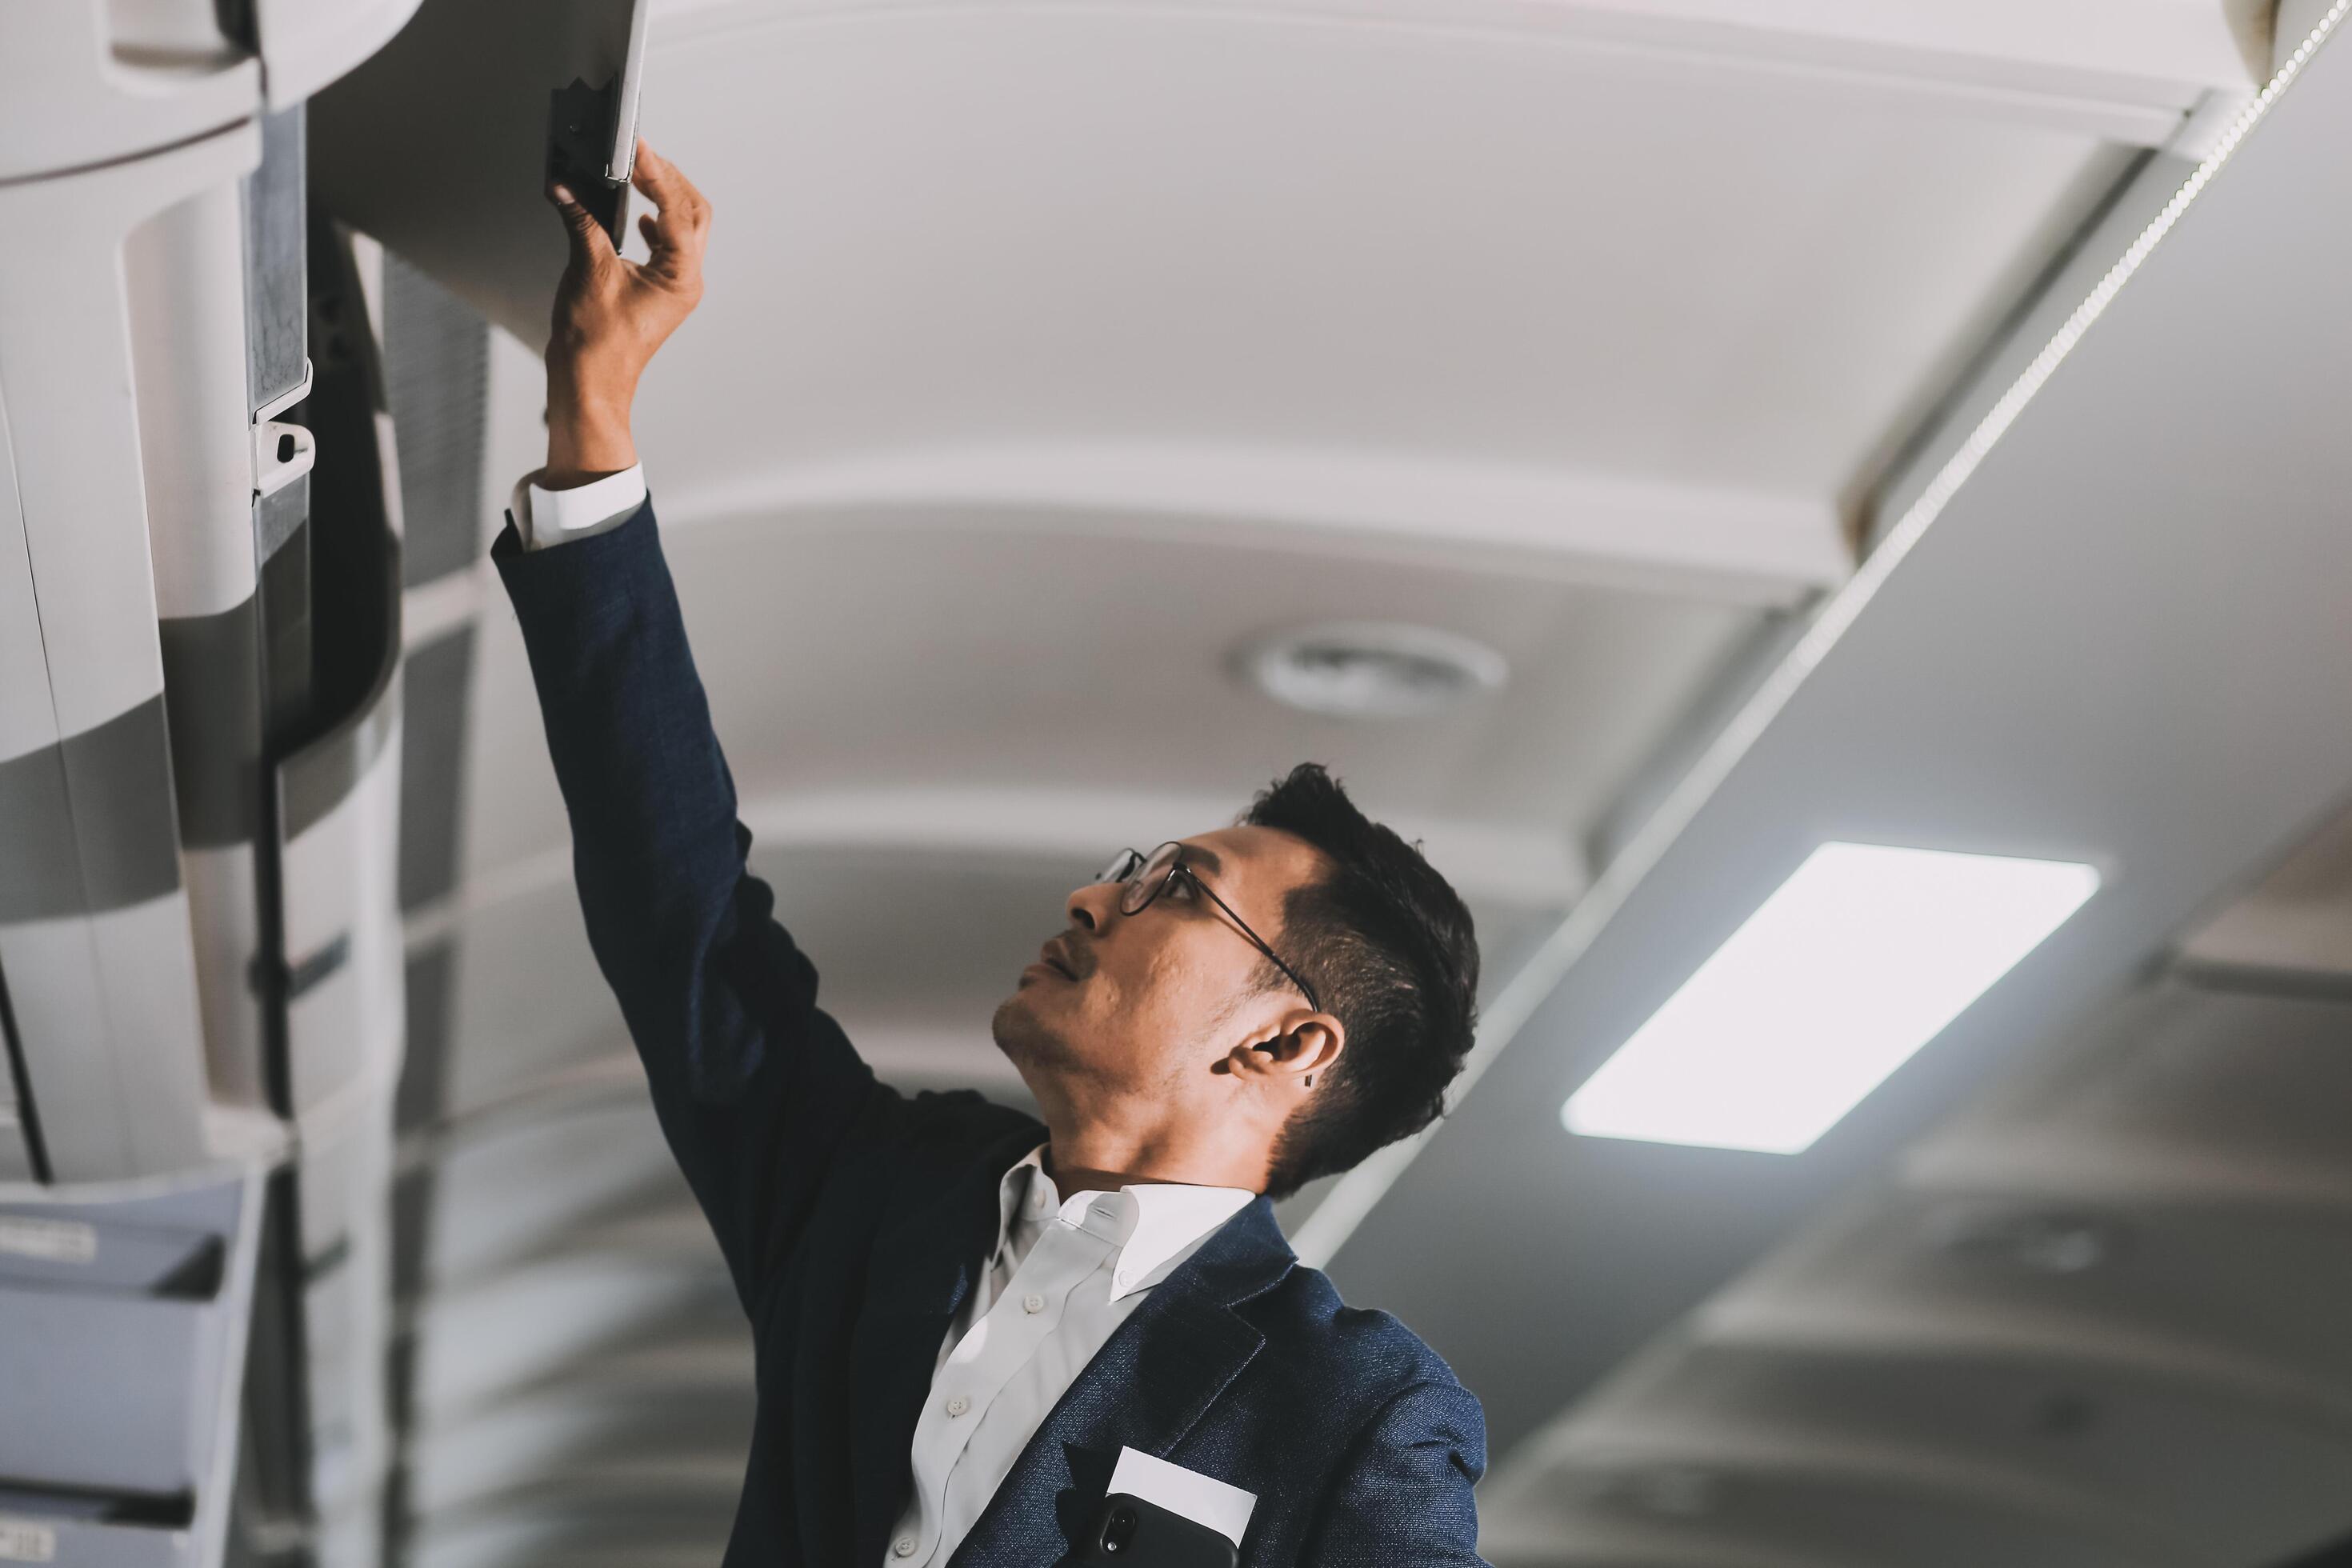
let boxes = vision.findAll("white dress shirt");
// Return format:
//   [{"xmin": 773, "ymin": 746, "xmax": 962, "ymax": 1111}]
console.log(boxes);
[
  {"xmin": 509, "ymin": 464, "xmax": 1256, "ymax": 1566},
  {"xmin": 505, "ymin": 462, "xmax": 648, "ymax": 548},
  {"xmin": 886, "ymin": 1145, "xmax": 1254, "ymax": 1566}
]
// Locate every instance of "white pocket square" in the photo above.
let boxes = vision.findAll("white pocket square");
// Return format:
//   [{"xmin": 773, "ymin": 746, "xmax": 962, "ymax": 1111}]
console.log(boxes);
[{"xmin": 1108, "ymin": 1446, "xmax": 1257, "ymax": 1548}]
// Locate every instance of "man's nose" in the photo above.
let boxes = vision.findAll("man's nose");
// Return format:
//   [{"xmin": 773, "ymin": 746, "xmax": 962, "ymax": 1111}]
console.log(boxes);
[{"xmin": 1066, "ymin": 881, "xmax": 1118, "ymax": 932}]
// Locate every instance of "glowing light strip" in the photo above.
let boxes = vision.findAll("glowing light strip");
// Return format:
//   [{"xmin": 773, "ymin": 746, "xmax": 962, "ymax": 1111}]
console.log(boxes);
[
  {"xmin": 1561, "ymin": 844, "xmax": 2099, "ymax": 1154},
  {"xmin": 1290, "ymin": 0, "xmax": 2351, "ymax": 1267}
]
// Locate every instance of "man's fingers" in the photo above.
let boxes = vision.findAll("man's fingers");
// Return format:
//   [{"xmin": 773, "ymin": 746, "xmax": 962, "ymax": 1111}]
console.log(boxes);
[
  {"xmin": 630, "ymin": 141, "xmax": 712, "ymax": 239},
  {"xmin": 549, "ymin": 182, "xmax": 618, "ymax": 272},
  {"xmin": 622, "ymin": 143, "xmax": 711, "ymax": 293}
]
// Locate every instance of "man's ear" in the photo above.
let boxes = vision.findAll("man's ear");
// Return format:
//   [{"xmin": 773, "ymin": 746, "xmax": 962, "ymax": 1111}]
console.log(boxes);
[{"xmin": 1230, "ymin": 1013, "xmax": 1346, "ymax": 1088}]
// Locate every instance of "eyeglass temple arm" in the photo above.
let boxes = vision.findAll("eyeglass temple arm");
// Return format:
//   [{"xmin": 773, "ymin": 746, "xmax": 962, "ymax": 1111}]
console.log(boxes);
[{"xmin": 1184, "ymin": 869, "xmax": 1321, "ymax": 1016}]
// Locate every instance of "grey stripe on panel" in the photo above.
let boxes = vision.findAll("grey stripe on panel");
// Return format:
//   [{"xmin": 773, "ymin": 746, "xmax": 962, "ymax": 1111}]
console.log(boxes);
[
  {"xmin": 398, "ymin": 626, "xmax": 474, "ymax": 912},
  {"xmin": 383, "ymin": 255, "xmax": 490, "ymax": 588},
  {"xmin": 278, "ymin": 510, "xmax": 402, "ymax": 841},
  {"xmin": 243, "ymin": 105, "xmax": 308, "ymax": 418},
  {"xmin": 395, "ymin": 942, "xmax": 456, "ymax": 1137},
  {"xmin": 0, "ymin": 746, "xmax": 80, "ymax": 923},
  {"xmin": 0, "ymin": 954, "xmax": 50, "ymax": 1182},
  {"xmin": 257, "ymin": 468, "xmax": 310, "ymax": 562},
  {"xmin": 388, "ymin": 1163, "xmax": 435, "ymax": 1306},
  {"xmin": 159, "ymin": 594, "xmax": 264, "ymax": 850},
  {"xmin": 281, "ymin": 673, "xmax": 402, "ymax": 843},
  {"xmin": 0, "ymin": 697, "xmax": 182, "ymax": 922}
]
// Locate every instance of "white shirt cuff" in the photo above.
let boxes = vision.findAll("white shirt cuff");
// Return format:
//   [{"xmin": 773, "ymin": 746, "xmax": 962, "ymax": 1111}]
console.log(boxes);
[{"xmin": 507, "ymin": 463, "xmax": 648, "ymax": 550}]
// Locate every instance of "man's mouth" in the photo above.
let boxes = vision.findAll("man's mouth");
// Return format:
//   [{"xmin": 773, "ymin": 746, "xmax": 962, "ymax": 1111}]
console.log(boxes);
[{"xmin": 1035, "ymin": 938, "xmax": 1078, "ymax": 981}]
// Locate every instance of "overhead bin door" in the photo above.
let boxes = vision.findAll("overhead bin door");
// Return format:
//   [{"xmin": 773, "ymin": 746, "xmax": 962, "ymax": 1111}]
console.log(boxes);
[{"xmin": 310, "ymin": 0, "xmax": 651, "ymax": 352}]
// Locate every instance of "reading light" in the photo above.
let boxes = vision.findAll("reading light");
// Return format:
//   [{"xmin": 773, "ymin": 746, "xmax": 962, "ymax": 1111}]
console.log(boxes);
[{"xmin": 1562, "ymin": 842, "xmax": 2098, "ymax": 1154}]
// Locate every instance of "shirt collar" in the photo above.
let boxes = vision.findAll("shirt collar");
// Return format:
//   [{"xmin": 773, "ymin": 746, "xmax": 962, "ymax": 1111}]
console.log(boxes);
[{"xmin": 995, "ymin": 1144, "xmax": 1256, "ymax": 1301}]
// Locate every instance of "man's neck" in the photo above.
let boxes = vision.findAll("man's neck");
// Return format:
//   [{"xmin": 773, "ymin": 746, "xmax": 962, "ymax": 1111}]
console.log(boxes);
[
  {"xmin": 1038, "ymin": 1150, "xmax": 1143, "ymax": 1197},
  {"xmin": 1039, "ymin": 1126, "xmax": 1265, "ymax": 1198}
]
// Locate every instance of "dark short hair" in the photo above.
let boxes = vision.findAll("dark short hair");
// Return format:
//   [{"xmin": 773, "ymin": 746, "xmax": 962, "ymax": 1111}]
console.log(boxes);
[{"xmin": 1240, "ymin": 764, "xmax": 1479, "ymax": 1200}]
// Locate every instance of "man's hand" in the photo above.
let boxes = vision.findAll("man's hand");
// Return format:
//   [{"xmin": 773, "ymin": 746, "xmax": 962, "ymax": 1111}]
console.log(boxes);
[{"xmin": 543, "ymin": 140, "xmax": 711, "ymax": 487}]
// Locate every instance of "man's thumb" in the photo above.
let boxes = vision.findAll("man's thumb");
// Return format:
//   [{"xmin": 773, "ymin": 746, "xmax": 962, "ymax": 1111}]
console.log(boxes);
[{"xmin": 550, "ymin": 184, "xmax": 617, "ymax": 270}]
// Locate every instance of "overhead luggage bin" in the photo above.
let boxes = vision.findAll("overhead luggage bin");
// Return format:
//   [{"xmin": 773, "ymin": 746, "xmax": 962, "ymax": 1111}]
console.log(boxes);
[
  {"xmin": 0, "ymin": 1167, "xmax": 267, "ymax": 1567},
  {"xmin": 270, "ymin": 220, "xmax": 408, "ymax": 1138},
  {"xmin": 0, "ymin": 2, "xmax": 258, "ymax": 184},
  {"xmin": 311, "ymin": 0, "xmax": 651, "ymax": 351},
  {"xmin": 0, "ymin": 122, "xmax": 263, "ymax": 1186},
  {"xmin": 250, "ymin": 0, "xmax": 432, "ymax": 110},
  {"xmin": 0, "ymin": 0, "xmax": 426, "ymax": 183}
]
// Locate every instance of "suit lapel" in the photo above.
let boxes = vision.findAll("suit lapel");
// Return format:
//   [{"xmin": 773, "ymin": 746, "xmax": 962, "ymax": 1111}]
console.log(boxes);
[
  {"xmin": 849, "ymin": 1130, "xmax": 1034, "ymax": 1568},
  {"xmin": 947, "ymin": 1198, "xmax": 1294, "ymax": 1568}
]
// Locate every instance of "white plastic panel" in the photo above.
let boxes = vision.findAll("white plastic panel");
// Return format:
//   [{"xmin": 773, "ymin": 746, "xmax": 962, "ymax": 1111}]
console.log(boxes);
[
  {"xmin": 0, "ymin": 1290, "xmax": 221, "ymax": 1492},
  {"xmin": 0, "ymin": 2, "xmax": 258, "ymax": 183},
  {"xmin": 124, "ymin": 183, "xmax": 258, "ymax": 625},
  {"xmin": 297, "ymin": 1106, "xmax": 394, "ymax": 1568},
  {"xmin": 75, "ymin": 896, "xmax": 213, "ymax": 1176},
  {"xmin": 251, "ymin": 0, "xmax": 426, "ymax": 109},
  {"xmin": 0, "ymin": 897, "xmax": 210, "ymax": 1182},
  {"xmin": 283, "ymin": 711, "xmax": 407, "ymax": 1123},
  {"xmin": 0, "ymin": 120, "xmax": 258, "ymax": 737},
  {"xmin": 0, "ymin": 122, "xmax": 262, "ymax": 1185},
  {"xmin": 0, "ymin": 1167, "xmax": 264, "ymax": 1568},
  {"xmin": 182, "ymin": 847, "xmax": 270, "ymax": 1115},
  {"xmin": 0, "ymin": 390, "xmax": 52, "ymax": 768}
]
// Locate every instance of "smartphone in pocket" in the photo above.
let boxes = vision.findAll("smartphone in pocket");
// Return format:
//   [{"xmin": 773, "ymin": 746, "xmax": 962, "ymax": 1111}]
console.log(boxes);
[{"xmin": 1075, "ymin": 1493, "xmax": 1241, "ymax": 1567}]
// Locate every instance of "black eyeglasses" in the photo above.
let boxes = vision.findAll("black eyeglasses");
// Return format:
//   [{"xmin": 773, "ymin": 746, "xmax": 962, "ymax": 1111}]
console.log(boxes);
[{"xmin": 1097, "ymin": 842, "xmax": 1322, "ymax": 1014}]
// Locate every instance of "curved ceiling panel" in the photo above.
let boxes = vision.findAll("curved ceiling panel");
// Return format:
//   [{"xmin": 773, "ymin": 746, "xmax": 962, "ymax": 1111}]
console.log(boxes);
[
  {"xmin": 459, "ymin": 513, "xmax": 1760, "ymax": 887},
  {"xmin": 622, "ymin": 0, "xmax": 2134, "ymax": 564}
]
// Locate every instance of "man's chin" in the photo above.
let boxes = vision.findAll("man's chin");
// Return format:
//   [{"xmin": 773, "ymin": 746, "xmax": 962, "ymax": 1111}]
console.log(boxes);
[
  {"xmin": 990, "ymin": 992, "xmax": 1067, "ymax": 1070},
  {"xmin": 990, "ymin": 993, "xmax": 1039, "ymax": 1060}
]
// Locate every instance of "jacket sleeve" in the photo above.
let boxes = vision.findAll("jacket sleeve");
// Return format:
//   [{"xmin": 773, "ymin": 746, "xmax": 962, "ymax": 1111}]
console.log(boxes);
[
  {"xmin": 492, "ymin": 498, "xmax": 882, "ymax": 1315},
  {"xmin": 1301, "ymin": 1380, "xmax": 1491, "ymax": 1566}
]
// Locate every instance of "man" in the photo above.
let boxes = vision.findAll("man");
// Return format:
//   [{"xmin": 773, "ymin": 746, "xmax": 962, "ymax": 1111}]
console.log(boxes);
[{"xmin": 499, "ymin": 142, "xmax": 1490, "ymax": 1566}]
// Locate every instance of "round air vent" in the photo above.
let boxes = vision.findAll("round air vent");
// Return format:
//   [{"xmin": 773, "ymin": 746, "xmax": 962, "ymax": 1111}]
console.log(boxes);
[{"xmin": 1244, "ymin": 622, "xmax": 1508, "ymax": 718}]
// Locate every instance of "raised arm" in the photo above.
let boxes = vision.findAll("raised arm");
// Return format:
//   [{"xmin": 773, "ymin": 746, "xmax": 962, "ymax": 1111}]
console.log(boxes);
[{"xmin": 494, "ymin": 144, "xmax": 881, "ymax": 1315}]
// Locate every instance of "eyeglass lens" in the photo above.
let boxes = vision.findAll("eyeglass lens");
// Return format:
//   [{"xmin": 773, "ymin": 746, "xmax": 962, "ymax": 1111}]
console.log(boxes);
[{"xmin": 1094, "ymin": 843, "xmax": 1182, "ymax": 915}]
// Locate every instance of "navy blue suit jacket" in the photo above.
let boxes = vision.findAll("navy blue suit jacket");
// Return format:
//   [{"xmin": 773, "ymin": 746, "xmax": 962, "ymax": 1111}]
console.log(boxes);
[{"xmin": 494, "ymin": 499, "xmax": 1489, "ymax": 1566}]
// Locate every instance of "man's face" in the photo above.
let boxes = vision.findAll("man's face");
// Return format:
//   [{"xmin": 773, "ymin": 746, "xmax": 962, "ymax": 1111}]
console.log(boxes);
[{"xmin": 991, "ymin": 826, "xmax": 1328, "ymax": 1115}]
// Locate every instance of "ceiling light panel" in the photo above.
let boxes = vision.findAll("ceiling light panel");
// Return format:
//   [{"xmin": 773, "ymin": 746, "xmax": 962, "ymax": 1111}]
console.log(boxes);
[{"xmin": 1563, "ymin": 842, "xmax": 2099, "ymax": 1154}]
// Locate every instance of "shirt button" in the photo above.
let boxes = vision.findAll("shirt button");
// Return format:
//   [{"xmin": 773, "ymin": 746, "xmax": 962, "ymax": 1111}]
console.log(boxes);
[
  {"xmin": 894, "ymin": 1537, "xmax": 917, "ymax": 1558},
  {"xmin": 946, "ymin": 1394, "xmax": 970, "ymax": 1417},
  {"xmin": 1022, "ymin": 1294, "xmax": 1045, "ymax": 1314}
]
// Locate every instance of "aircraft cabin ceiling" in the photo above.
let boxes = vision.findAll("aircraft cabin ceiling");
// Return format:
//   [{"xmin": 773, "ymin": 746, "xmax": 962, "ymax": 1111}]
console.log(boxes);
[
  {"xmin": 453, "ymin": 0, "xmax": 2274, "ymax": 1102},
  {"xmin": 6, "ymin": 0, "xmax": 2349, "ymax": 1565},
  {"xmin": 400, "ymin": 0, "xmax": 2352, "ymax": 1563},
  {"xmin": 393, "ymin": 2, "xmax": 2352, "ymax": 1564}
]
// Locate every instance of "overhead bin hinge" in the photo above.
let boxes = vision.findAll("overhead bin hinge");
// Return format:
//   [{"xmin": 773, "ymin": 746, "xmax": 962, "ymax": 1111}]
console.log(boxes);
[
  {"xmin": 253, "ymin": 421, "xmax": 315, "ymax": 500},
  {"xmin": 253, "ymin": 357, "xmax": 316, "ymax": 499}
]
